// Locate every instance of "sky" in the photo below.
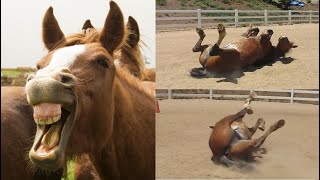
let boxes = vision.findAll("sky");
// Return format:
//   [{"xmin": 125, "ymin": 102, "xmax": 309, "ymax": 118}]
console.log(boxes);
[{"xmin": 1, "ymin": 0, "xmax": 155, "ymax": 68}]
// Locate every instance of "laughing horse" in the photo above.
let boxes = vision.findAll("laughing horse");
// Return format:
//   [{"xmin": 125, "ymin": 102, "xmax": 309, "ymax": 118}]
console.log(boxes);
[{"xmin": 1, "ymin": 1, "xmax": 155, "ymax": 180}]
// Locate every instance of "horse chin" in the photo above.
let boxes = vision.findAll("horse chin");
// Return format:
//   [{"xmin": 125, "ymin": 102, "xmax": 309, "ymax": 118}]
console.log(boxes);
[{"xmin": 29, "ymin": 101, "xmax": 77, "ymax": 171}]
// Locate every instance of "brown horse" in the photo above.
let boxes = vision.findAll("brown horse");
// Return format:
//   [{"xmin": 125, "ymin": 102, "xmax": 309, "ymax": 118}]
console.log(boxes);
[
  {"xmin": 1, "ymin": 87, "xmax": 64, "ymax": 180},
  {"xmin": 73, "ymin": 12, "xmax": 156, "ymax": 180},
  {"xmin": 24, "ymin": 2, "xmax": 154, "ymax": 180},
  {"xmin": 190, "ymin": 24, "xmax": 298, "ymax": 78},
  {"xmin": 208, "ymin": 92, "xmax": 285, "ymax": 167}
]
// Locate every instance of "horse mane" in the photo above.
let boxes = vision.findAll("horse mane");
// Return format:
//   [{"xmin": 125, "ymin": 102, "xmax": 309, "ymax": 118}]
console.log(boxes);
[
  {"xmin": 115, "ymin": 66, "xmax": 154, "ymax": 100},
  {"xmin": 49, "ymin": 28, "xmax": 146, "ymax": 75},
  {"xmin": 117, "ymin": 28, "xmax": 146, "ymax": 74}
]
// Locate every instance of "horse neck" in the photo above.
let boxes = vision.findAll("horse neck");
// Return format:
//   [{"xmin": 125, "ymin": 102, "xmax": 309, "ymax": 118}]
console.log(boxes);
[{"xmin": 90, "ymin": 68, "xmax": 154, "ymax": 179}]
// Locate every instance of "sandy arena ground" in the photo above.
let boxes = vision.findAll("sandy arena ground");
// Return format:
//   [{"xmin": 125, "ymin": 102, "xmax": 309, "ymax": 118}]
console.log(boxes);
[
  {"xmin": 156, "ymin": 99, "xmax": 319, "ymax": 179},
  {"xmin": 156, "ymin": 23, "xmax": 319, "ymax": 89}
]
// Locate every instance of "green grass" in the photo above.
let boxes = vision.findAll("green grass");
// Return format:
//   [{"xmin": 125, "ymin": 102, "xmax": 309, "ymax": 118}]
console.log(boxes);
[
  {"xmin": 1, "ymin": 69, "xmax": 22, "ymax": 76},
  {"xmin": 61, "ymin": 161, "xmax": 74, "ymax": 180},
  {"xmin": 1, "ymin": 68, "xmax": 36, "ymax": 77}
]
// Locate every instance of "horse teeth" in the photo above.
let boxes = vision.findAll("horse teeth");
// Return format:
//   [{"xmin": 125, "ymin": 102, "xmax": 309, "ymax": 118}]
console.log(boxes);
[{"xmin": 34, "ymin": 115, "xmax": 61, "ymax": 125}]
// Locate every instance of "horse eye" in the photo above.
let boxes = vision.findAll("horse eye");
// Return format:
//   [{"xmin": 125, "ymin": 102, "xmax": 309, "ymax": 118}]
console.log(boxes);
[{"xmin": 96, "ymin": 58, "xmax": 108, "ymax": 68}]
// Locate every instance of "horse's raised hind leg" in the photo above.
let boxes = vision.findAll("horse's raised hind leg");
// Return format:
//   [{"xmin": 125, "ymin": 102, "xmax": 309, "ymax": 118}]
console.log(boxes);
[
  {"xmin": 242, "ymin": 24, "xmax": 260, "ymax": 38},
  {"xmin": 227, "ymin": 119, "xmax": 285, "ymax": 160},
  {"xmin": 209, "ymin": 24, "xmax": 226, "ymax": 56},
  {"xmin": 192, "ymin": 27, "xmax": 208, "ymax": 52},
  {"xmin": 248, "ymin": 118, "xmax": 265, "ymax": 137}
]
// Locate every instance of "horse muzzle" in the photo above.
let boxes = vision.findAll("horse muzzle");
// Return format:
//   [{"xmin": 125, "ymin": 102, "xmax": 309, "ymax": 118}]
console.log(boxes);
[{"xmin": 25, "ymin": 75, "xmax": 78, "ymax": 170}]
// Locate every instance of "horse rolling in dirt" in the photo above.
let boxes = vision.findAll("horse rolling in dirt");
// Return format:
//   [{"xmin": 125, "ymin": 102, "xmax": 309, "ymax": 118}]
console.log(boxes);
[
  {"xmin": 208, "ymin": 92, "xmax": 285, "ymax": 167},
  {"xmin": 190, "ymin": 24, "xmax": 298, "ymax": 78},
  {"xmin": 24, "ymin": 1, "xmax": 154, "ymax": 180}
]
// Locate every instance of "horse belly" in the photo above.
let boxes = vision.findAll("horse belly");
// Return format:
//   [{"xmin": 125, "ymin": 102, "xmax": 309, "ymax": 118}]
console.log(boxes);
[{"xmin": 199, "ymin": 45, "xmax": 213, "ymax": 67}]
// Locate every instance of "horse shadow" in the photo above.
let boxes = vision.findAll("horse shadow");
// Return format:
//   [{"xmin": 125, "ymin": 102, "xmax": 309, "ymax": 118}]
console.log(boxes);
[{"xmin": 190, "ymin": 57, "xmax": 295, "ymax": 84}]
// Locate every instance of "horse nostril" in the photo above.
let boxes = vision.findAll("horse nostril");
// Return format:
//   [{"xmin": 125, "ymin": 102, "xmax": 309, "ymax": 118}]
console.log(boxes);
[
  {"xmin": 26, "ymin": 74, "xmax": 35, "ymax": 82},
  {"xmin": 59, "ymin": 73, "xmax": 76, "ymax": 86},
  {"xmin": 60, "ymin": 74, "xmax": 72, "ymax": 84}
]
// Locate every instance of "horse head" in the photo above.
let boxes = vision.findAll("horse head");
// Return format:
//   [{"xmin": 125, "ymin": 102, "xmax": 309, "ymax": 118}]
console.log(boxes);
[
  {"xmin": 25, "ymin": 1, "xmax": 126, "ymax": 170},
  {"xmin": 276, "ymin": 36, "xmax": 298, "ymax": 57}
]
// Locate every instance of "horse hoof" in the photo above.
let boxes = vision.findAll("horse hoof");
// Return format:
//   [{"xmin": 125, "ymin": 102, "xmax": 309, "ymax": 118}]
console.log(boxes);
[
  {"xmin": 196, "ymin": 27, "xmax": 205, "ymax": 38},
  {"xmin": 276, "ymin": 119, "xmax": 285, "ymax": 128},
  {"xmin": 246, "ymin": 106, "xmax": 253, "ymax": 114},
  {"xmin": 270, "ymin": 119, "xmax": 285, "ymax": 131}
]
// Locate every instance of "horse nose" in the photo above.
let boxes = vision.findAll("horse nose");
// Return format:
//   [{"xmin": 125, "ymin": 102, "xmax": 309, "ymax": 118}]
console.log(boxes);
[
  {"xmin": 51, "ymin": 68, "xmax": 77, "ymax": 87},
  {"xmin": 26, "ymin": 74, "xmax": 36, "ymax": 82}
]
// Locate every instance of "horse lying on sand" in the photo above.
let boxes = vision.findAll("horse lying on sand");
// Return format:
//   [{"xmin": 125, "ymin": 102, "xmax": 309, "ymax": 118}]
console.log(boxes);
[
  {"xmin": 191, "ymin": 24, "xmax": 297, "ymax": 78},
  {"xmin": 208, "ymin": 92, "xmax": 285, "ymax": 167}
]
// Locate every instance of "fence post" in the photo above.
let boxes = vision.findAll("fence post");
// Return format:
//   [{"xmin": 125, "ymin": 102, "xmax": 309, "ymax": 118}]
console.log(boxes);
[
  {"xmin": 210, "ymin": 89, "xmax": 213, "ymax": 100},
  {"xmin": 290, "ymin": 89, "xmax": 294, "ymax": 103},
  {"xmin": 309, "ymin": 10, "xmax": 312, "ymax": 23},
  {"xmin": 168, "ymin": 89, "xmax": 172, "ymax": 99},
  {"xmin": 235, "ymin": 9, "xmax": 238, "ymax": 27},
  {"xmin": 264, "ymin": 10, "xmax": 268, "ymax": 25},
  {"xmin": 288, "ymin": 10, "xmax": 292, "ymax": 25},
  {"xmin": 197, "ymin": 9, "xmax": 202, "ymax": 28}
]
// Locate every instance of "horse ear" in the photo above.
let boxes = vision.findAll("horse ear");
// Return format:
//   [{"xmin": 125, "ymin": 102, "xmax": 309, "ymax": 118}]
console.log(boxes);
[
  {"xmin": 82, "ymin": 19, "xmax": 94, "ymax": 30},
  {"xmin": 99, "ymin": 1, "xmax": 126, "ymax": 55},
  {"xmin": 127, "ymin": 16, "xmax": 140, "ymax": 47},
  {"xmin": 42, "ymin": 7, "xmax": 65, "ymax": 51}
]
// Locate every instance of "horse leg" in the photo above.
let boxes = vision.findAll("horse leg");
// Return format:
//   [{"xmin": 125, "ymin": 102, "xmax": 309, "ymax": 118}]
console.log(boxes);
[
  {"xmin": 209, "ymin": 24, "xmax": 226, "ymax": 56},
  {"xmin": 220, "ymin": 155, "xmax": 245, "ymax": 167},
  {"xmin": 192, "ymin": 27, "xmax": 208, "ymax": 52},
  {"xmin": 227, "ymin": 119, "xmax": 285, "ymax": 160},
  {"xmin": 248, "ymin": 118, "xmax": 265, "ymax": 137}
]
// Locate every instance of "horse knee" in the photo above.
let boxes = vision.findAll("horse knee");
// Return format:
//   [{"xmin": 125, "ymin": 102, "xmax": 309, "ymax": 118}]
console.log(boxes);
[{"xmin": 192, "ymin": 47, "xmax": 200, "ymax": 52}]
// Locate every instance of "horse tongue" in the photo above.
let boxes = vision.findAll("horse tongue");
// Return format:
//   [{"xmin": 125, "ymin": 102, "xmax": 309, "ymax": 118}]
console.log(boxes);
[
  {"xmin": 40, "ymin": 120, "xmax": 63, "ymax": 150},
  {"xmin": 33, "ymin": 103, "xmax": 61, "ymax": 119}
]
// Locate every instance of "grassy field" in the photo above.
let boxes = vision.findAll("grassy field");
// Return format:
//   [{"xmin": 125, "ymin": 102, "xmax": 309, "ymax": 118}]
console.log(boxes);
[{"xmin": 1, "ymin": 68, "xmax": 36, "ymax": 77}]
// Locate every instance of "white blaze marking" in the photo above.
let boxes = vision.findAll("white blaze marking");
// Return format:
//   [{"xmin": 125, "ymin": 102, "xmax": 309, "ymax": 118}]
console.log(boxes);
[{"xmin": 36, "ymin": 45, "xmax": 86, "ymax": 76}]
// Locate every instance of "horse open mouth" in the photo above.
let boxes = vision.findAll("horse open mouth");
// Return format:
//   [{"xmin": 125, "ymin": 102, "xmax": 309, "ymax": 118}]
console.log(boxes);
[{"xmin": 29, "ymin": 102, "xmax": 77, "ymax": 170}]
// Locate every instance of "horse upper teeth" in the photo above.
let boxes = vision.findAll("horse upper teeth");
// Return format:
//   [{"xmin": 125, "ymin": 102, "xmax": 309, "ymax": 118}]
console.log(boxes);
[{"xmin": 34, "ymin": 115, "xmax": 61, "ymax": 125}]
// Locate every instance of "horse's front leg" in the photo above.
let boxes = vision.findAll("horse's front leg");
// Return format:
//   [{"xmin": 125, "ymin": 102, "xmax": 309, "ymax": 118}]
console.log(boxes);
[{"xmin": 192, "ymin": 27, "xmax": 208, "ymax": 52}]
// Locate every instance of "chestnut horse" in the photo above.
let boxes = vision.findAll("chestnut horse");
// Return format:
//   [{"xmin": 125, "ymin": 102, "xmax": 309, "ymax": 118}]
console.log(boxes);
[
  {"xmin": 190, "ymin": 24, "xmax": 298, "ymax": 78},
  {"xmin": 209, "ymin": 92, "xmax": 285, "ymax": 167},
  {"xmin": 23, "ymin": 2, "xmax": 154, "ymax": 180},
  {"xmin": 1, "ymin": 87, "xmax": 64, "ymax": 180}
]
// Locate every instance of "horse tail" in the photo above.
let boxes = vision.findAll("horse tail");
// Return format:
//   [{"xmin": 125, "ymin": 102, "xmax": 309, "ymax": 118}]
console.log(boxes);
[{"xmin": 190, "ymin": 68, "xmax": 207, "ymax": 78}]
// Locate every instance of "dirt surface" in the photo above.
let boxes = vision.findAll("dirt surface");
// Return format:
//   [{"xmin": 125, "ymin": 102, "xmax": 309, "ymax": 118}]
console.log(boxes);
[
  {"xmin": 156, "ymin": 99, "xmax": 319, "ymax": 179},
  {"xmin": 156, "ymin": 23, "xmax": 319, "ymax": 89}
]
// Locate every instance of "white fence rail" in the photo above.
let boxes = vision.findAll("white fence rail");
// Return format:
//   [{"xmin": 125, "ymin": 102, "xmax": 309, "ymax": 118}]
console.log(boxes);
[
  {"xmin": 156, "ymin": 89, "xmax": 319, "ymax": 104},
  {"xmin": 156, "ymin": 9, "xmax": 319, "ymax": 29}
]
